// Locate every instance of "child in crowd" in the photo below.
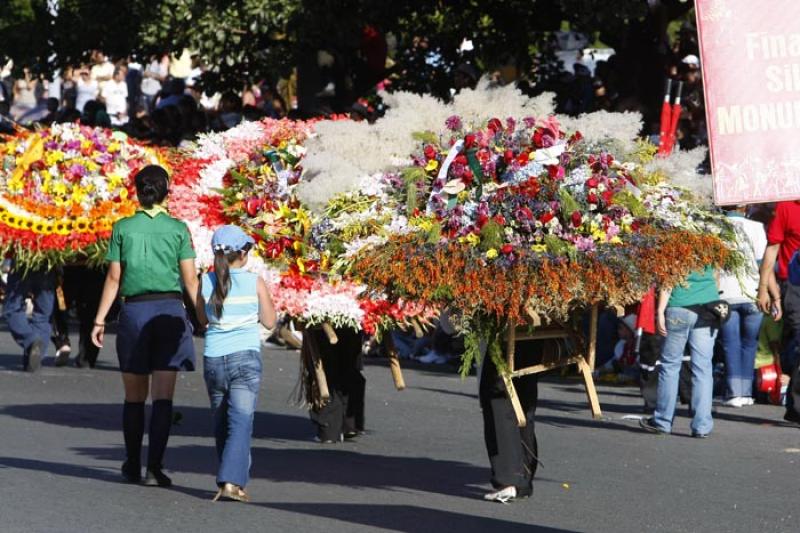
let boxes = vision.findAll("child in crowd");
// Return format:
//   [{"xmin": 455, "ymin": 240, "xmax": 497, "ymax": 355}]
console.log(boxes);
[{"xmin": 195, "ymin": 225, "xmax": 276, "ymax": 503}]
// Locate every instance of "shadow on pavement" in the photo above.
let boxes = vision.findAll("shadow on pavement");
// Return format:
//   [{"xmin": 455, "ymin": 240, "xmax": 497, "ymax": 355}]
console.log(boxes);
[
  {"xmin": 255, "ymin": 502, "xmax": 577, "ymax": 533},
  {"xmin": 0, "ymin": 455, "xmax": 212, "ymax": 499},
  {"xmin": 0, "ymin": 403, "xmax": 314, "ymax": 441},
  {"xmin": 75, "ymin": 443, "xmax": 490, "ymax": 500}
]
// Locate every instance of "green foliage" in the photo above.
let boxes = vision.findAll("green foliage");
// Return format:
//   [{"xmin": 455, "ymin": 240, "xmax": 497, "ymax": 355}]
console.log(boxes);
[
  {"xmin": 611, "ymin": 190, "xmax": 647, "ymax": 218},
  {"xmin": 401, "ymin": 166, "xmax": 427, "ymax": 216},
  {"xmin": 479, "ymin": 220, "xmax": 504, "ymax": 251},
  {"xmin": 558, "ymin": 188, "xmax": 580, "ymax": 218},
  {"xmin": 426, "ymin": 222, "xmax": 442, "ymax": 244}
]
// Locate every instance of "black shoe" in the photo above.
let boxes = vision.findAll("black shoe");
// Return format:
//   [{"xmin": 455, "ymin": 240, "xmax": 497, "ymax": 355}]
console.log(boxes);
[
  {"xmin": 54, "ymin": 345, "xmax": 71, "ymax": 367},
  {"xmin": 144, "ymin": 466, "xmax": 172, "ymax": 487},
  {"xmin": 784, "ymin": 409, "xmax": 800, "ymax": 425},
  {"xmin": 691, "ymin": 432, "xmax": 710, "ymax": 439},
  {"xmin": 639, "ymin": 417, "xmax": 668, "ymax": 435},
  {"xmin": 23, "ymin": 340, "xmax": 43, "ymax": 372},
  {"xmin": 121, "ymin": 460, "xmax": 142, "ymax": 483}
]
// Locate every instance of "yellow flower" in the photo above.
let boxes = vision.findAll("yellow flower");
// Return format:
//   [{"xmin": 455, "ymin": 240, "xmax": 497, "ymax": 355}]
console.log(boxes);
[
  {"xmin": 610, "ymin": 236, "xmax": 622, "ymax": 244},
  {"xmin": 457, "ymin": 190, "xmax": 470, "ymax": 202},
  {"xmin": 530, "ymin": 244, "xmax": 547, "ymax": 252},
  {"xmin": 45, "ymin": 150, "xmax": 64, "ymax": 167},
  {"xmin": 425, "ymin": 159, "xmax": 439, "ymax": 172},
  {"xmin": 120, "ymin": 188, "xmax": 128, "ymax": 200},
  {"xmin": 486, "ymin": 248, "xmax": 498, "ymax": 259},
  {"xmin": 107, "ymin": 142, "xmax": 121, "ymax": 153},
  {"xmin": 464, "ymin": 233, "xmax": 480, "ymax": 247}
]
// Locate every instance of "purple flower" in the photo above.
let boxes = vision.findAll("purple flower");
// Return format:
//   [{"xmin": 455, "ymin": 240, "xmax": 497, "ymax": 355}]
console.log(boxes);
[
  {"xmin": 68, "ymin": 164, "xmax": 87, "ymax": 178},
  {"xmin": 574, "ymin": 237, "xmax": 596, "ymax": 252},
  {"xmin": 505, "ymin": 117, "xmax": 517, "ymax": 133},
  {"xmin": 523, "ymin": 116, "xmax": 536, "ymax": 129},
  {"xmin": 445, "ymin": 115, "xmax": 463, "ymax": 131}
]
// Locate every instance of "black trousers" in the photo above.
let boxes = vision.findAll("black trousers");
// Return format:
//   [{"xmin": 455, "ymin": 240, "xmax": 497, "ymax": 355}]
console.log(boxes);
[
  {"xmin": 479, "ymin": 341, "xmax": 541, "ymax": 496},
  {"xmin": 781, "ymin": 282, "xmax": 800, "ymax": 418},
  {"xmin": 63, "ymin": 266, "xmax": 104, "ymax": 367},
  {"xmin": 309, "ymin": 328, "xmax": 366, "ymax": 441}
]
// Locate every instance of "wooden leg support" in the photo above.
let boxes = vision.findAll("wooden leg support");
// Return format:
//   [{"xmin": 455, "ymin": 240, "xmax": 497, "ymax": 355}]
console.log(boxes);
[
  {"xmin": 502, "ymin": 373, "xmax": 527, "ymax": 427},
  {"xmin": 577, "ymin": 356, "xmax": 602, "ymax": 419},
  {"xmin": 382, "ymin": 335, "xmax": 406, "ymax": 391},
  {"xmin": 305, "ymin": 335, "xmax": 330, "ymax": 403}
]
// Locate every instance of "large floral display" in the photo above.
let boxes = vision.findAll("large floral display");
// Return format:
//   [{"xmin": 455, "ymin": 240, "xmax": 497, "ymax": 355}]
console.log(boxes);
[
  {"xmin": 317, "ymin": 114, "xmax": 740, "ymax": 372},
  {"xmin": 0, "ymin": 124, "xmax": 156, "ymax": 269}
]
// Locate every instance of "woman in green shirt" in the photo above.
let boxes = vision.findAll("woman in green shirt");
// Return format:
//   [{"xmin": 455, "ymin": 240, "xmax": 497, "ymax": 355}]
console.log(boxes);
[
  {"xmin": 640, "ymin": 266, "xmax": 721, "ymax": 438},
  {"xmin": 91, "ymin": 165, "xmax": 200, "ymax": 487}
]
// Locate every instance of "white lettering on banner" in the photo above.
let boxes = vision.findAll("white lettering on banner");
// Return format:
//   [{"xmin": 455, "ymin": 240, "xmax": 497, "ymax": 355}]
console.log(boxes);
[{"xmin": 717, "ymin": 100, "xmax": 800, "ymax": 134}]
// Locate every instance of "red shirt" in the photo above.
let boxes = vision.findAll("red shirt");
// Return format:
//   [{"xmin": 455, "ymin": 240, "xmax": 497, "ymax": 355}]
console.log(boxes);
[{"xmin": 767, "ymin": 201, "xmax": 800, "ymax": 280}]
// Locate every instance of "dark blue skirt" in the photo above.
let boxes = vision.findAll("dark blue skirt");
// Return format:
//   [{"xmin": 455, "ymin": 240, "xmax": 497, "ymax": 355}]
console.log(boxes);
[{"xmin": 116, "ymin": 299, "xmax": 196, "ymax": 374}]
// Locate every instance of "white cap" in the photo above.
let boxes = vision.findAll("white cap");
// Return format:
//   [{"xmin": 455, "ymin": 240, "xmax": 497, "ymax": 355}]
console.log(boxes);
[{"xmin": 682, "ymin": 54, "xmax": 700, "ymax": 67}]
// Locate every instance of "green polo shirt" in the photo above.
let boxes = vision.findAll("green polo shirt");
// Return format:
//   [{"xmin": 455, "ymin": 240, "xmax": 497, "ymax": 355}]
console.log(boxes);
[
  {"xmin": 106, "ymin": 206, "xmax": 196, "ymax": 297},
  {"xmin": 668, "ymin": 266, "xmax": 719, "ymax": 308}
]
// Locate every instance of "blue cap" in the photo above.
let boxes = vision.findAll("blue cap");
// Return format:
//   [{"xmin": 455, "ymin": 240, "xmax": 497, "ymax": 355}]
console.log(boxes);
[{"xmin": 211, "ymin": 225, "xmax": 255, "ymax": 253}]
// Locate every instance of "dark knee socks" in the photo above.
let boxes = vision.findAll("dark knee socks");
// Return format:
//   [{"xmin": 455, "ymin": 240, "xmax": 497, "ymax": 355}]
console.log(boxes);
[
  {"xmin": 123, "ymin": 401, "xmax": 145, "ymax": 466},
  {"xmin": 148, "ymin": 399, "xmax": 173, "ymax": 469}
]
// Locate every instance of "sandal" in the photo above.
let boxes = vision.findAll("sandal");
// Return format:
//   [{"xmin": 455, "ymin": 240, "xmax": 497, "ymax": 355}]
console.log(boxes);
[{"xmin": 212, "ymin": 483, "xmax": 250, "ymax": 503}]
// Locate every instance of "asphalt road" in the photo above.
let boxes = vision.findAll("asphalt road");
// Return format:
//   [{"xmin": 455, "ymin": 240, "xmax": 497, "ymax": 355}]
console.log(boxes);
[{"xmin": 0, "ymin": 328, "xmax": 797, "ymax": 533}]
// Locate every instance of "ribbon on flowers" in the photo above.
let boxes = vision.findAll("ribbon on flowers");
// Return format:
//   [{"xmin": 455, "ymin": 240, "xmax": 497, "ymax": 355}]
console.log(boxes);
[
  {"xmin": 427, "ymin": 139, "xmax": 464, "ymax": 211},
  {"xmin": 11, "ymin": 135, "xmax": 44, "ymax": 184}
]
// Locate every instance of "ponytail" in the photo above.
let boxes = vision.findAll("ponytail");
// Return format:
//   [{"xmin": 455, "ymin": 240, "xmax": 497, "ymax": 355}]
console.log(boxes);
[{"xmin": 209, "ymin": 249, "xmax": 240, "ymax": 318}]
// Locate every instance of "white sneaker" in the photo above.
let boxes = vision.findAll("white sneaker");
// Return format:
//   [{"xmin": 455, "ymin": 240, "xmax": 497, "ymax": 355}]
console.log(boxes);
[
  {"xmin": 723, "ymin": 397, "xmax": 746, "ymax": 408},
  {"xmin": 484, "ymin": 486, "xmax": 517, "ymax": 504},
  {"xmin": 742, "ymin": 397, "xmax": 755, "ymax": 406},
  {"xmin": 417, "ymin": 351, "xmax": 442, "ymax": 364}
]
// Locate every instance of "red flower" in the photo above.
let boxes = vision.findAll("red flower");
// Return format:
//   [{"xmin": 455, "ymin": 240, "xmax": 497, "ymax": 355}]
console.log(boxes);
[
  {"xmin": 501, "ymin": 244, "xmax": 514, "ymax": 254},
  {"xmin": 586, "ymin": 177, "xmax": 599, "ymax": 189},
  {"xmin": 571, "ymin": 211, "xmax": 583, "ymax": 228},
  {"xmin": 493, "ymin": 215, "xmax": 506, "ymax": 226},
  {"xmin": 503, "ymin": 150, "xmax": 514, "ymax": 164},
  {"xmin": 547, "ymin": 165, "xmax": 564, "ymax": 180},
  {"xmin": 516, "ymin": 152, "xmax": 529, "ymax": 165},
  {"xmin": 464, "ymin": 134, "xmax": 477, "ymax": 149},
  {"xmin": 245, "ymin": 197, "xmax": 263, "ymax": 217},
  {"xmin": 487, "ymin": 118, "xmax": 503, "ymax": 134},
  {"xmin": 602, "ymin": 190, "xmax": 614, "ymax": 204},
  {"xmin": 423, "ymin": 144, "xmax": 437, "ymax": 160},
  {"xmin": 540, "ymin": 212, "xmax": 554, "ymax": 224},
  {"xmin": 532, "ymin": 130, "xmax": 544, "ymax": 148},
  {"xmin": 462, "ymin": 169, "xmax": 474, "ymax": 185},
  {"xmin": 477, "ymin": 213, "xmax": 489, "ymax": 228},
  {"xmin": 587, "ymin": 192, "xmax": 598, "ymax": 204},
  {"xmin": 569, "ymin": 131, "xmax": 583, "ymax": 144}
]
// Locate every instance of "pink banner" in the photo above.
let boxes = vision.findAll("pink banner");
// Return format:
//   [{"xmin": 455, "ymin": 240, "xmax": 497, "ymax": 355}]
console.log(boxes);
[{"xmin": 697, "ymin": 0, "xmax": 800, "ymax": 205}]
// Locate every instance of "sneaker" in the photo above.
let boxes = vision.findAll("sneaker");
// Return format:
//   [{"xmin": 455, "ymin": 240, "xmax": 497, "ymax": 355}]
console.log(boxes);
[
  {"xmin": 484, "ymin": 486, "xmax": 517, "ymax": 504},
  {"xmin": 23, "ymin": 340, "xmax": 43, "ymax": 372},
  {"xmin": 121, "ymin": 460, "xmax": 142, "ymax": 483},
  {"xmin": 144, "ymin": 466, "xmax": 172, "ymax": 487},
  {"xmin": 417, "ymin": 350, "xmax": 442, "ymax": 364},
  {"xmin": 783, "ymin": 409, "xmax": 800, "ymax": 425},
  {"xmin": 54, "ymin": 344, "xmax": 71, "ymax": 367},
  {"xmin": 639, "ymin": 417, "xmax": 668, "ymax": 435},
  {"xmin": 723, "ymin": 397, "xmax": 746, "ymax": 408},
  {"xmin": 691, "ymin": 432, "xmax": 710, "ymax": 439},
  {"xmin": 742, "ymin": 397, "xmax": 755, "ymax": 406}
]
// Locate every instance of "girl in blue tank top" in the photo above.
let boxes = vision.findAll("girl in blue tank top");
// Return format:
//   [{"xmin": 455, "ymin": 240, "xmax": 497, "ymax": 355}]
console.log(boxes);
[{"xmin": 195, "ymin": 225, "xmax": 276, "ymax": 503}]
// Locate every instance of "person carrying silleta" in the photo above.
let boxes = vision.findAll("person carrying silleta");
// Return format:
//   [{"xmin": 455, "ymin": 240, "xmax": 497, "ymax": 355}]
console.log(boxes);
[
  {"xmin": 92, "ymin": 165, "xmax": 200, "ymax": 487},
  {"xmin": 2, "ymin": 258, "xmax": 56, "ymax": 372},
  {"xmin": 194, "ymin": 225, "xmax": 276, "ymax": 503}
]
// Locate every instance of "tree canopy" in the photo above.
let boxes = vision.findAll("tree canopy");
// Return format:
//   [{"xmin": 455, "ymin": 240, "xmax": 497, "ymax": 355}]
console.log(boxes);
[{"xmin": 0, "ymin": 0, "xmax": 694, "ymax": 112}]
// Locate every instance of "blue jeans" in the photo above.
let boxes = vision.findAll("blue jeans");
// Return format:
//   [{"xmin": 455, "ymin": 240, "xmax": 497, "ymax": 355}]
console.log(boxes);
[
  {"xmin": 654, "ymin": 307, "xmax": 717, "ymax": 435},
  {"xmin": 203, "ymin": 350, "xmax": 262, "ymax": 487},
  {"xmin": 720, "ymin": 302, "xmax": 762, "ymax": 398},
  {"xmin": 2, "ymin": 269, "xmax": 55, "ymax": 358}
]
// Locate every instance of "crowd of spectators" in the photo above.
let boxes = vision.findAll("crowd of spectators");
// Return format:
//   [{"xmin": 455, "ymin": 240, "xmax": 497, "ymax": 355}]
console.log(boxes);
[{"xmin": 0, "ymin": 50, "xmax": 292, "ymax": 145}]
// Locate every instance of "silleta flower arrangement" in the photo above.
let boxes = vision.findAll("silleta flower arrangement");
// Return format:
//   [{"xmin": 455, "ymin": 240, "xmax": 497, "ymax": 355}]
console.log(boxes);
[
  {"xmin": 346, "ymin": 115, "xmax": 738, "ymax": 372},
  {"xmin": 0, "ymin": 124, "xmax": 155, "ymax": 269}
]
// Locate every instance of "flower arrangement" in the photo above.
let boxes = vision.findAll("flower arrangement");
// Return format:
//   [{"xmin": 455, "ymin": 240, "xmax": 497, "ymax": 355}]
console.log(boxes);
[
  {"xmin": 0, "ymin": 124, "xmax": 156, "ymax": 269},
  {"xmin": 345, "ymin": 114, "xmax": 737, "ymax": 373}
]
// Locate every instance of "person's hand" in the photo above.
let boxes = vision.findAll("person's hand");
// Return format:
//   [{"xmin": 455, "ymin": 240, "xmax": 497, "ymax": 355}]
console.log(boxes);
[
  {"xmin": 91, "ymin": 323, "xmax": 105, "ymax": 348},
  {"xmin": 657, "ymin": 310, "xmax": 667, "ymax": 337},
  {"xmin": 757, "ymin": 287, "xmax": 772, "ymax": 314},
  {"xmin": 772, "ymin": 300, "xmax": 783, "ymax": 322}
]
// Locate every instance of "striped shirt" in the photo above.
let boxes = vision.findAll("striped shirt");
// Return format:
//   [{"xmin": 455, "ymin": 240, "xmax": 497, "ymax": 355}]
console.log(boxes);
[{"xmin": 202, "ymin": 269, "xmax": 260, "ymax": 358}]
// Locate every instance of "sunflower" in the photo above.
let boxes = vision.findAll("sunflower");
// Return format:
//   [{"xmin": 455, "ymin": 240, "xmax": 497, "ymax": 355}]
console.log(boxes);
[{"xmin": 75, "ymin": 217, "xmax": 90, "ymax": 232}]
